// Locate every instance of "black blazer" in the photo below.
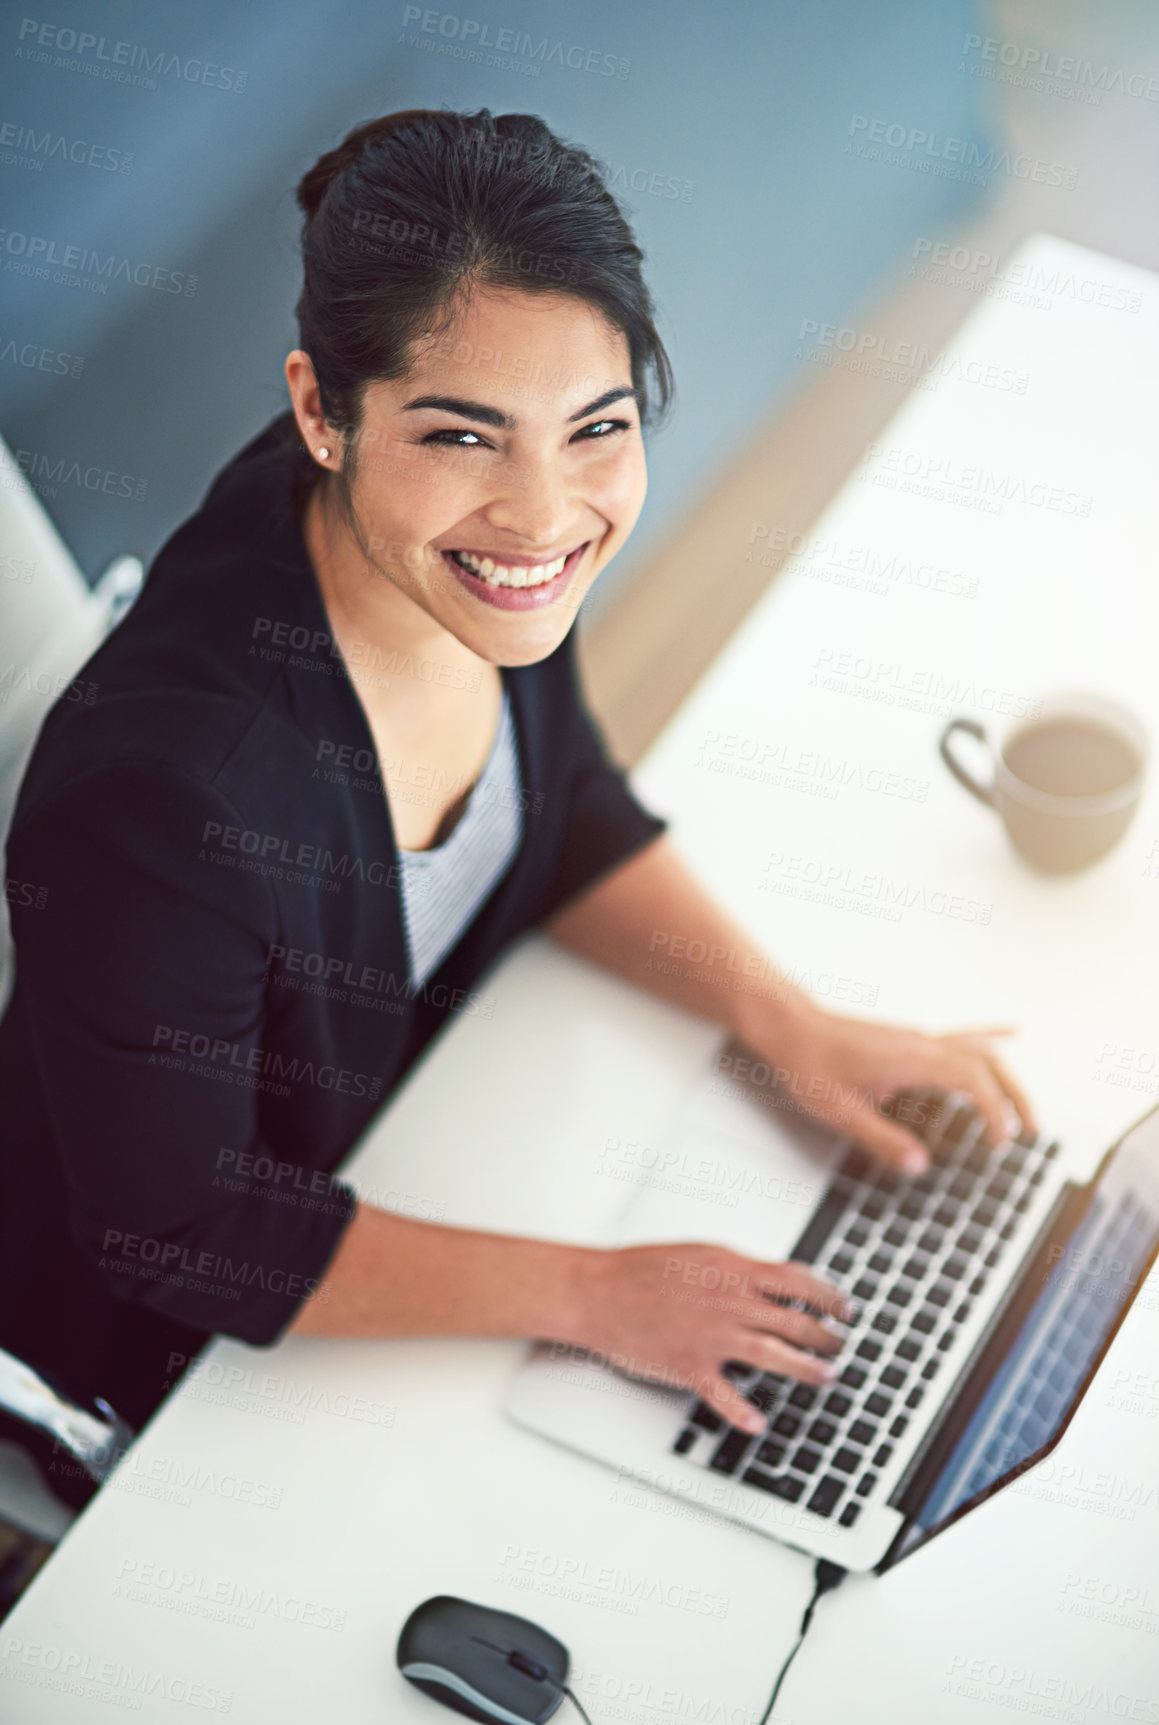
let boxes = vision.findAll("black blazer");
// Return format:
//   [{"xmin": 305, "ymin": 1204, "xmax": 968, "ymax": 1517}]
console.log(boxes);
[{"xmin": 0, "ymin": 412, "xmax": 666, "ymax": 1428}]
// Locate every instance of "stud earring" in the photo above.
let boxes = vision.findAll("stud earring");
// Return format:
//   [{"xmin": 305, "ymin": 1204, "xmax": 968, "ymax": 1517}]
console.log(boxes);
[{"xmin": 316, "ymin": 446, "xmax": 330, "ymax": 461}]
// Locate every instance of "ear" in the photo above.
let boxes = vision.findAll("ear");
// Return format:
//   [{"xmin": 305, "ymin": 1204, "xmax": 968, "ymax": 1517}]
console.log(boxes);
[{"xmin": 285, "ymin": 350, "xmax": 332, "ymax": 451}]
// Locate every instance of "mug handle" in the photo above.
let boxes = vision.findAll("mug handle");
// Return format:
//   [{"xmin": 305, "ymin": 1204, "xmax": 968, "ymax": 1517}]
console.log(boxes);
[{"xmin": 938, "ymin": 717, "xmax": 997, "ymax": 807}]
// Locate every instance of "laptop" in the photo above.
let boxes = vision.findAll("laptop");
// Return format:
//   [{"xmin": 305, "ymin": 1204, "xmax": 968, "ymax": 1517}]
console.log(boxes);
[{"xmin": 504, "ymin": 1057, "xmax": 1159, "ymax": 1573}]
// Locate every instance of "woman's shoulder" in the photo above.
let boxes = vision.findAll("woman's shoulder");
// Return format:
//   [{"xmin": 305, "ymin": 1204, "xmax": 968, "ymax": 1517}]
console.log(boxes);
[{"xmin": 14, "ymin": 414, "xmax": 325, "ymax": 817}]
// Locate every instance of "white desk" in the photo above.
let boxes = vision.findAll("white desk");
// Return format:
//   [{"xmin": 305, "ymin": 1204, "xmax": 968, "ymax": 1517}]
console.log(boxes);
[{"xmin": 4, "ymin": 234, "xmax": 1159, "ymax": 1724}]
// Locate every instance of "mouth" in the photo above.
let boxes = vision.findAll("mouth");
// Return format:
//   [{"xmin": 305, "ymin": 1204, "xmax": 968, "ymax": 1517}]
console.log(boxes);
[{"xmin": 439, "ymin": 543, "xmax": 589, "ymax": 611}]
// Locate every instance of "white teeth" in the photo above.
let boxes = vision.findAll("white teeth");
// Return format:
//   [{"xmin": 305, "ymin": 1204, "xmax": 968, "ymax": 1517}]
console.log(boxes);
[{"xmin": 451, "ymin": 549, "xmax": 569, "ymax": 588}]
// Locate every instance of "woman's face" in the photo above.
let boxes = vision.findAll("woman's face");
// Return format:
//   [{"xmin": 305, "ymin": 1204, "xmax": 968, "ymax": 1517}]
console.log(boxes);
[{"xmin": 296, "ymin": 285, "xmax": 648, "ymax": 667}]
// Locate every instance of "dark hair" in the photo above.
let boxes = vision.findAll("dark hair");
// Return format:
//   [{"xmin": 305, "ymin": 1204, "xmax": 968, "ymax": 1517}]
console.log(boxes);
[{"xmin": 287, "ymin": 107, "xmax": 674, "ymax": 497}]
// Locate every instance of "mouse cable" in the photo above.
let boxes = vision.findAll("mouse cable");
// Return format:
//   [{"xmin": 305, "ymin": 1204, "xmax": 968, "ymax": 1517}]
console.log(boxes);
[
  {"xmin": 560, "ymin": 1685, "xmax": 595, "ymax": 1724},
  {"xmin": 551, "ymin": 1558, "xmax": 845, "ymax": 1725},
  {"xmin": 757, "ymin": 1557, "xmax": 847, "ymax": 1725}
]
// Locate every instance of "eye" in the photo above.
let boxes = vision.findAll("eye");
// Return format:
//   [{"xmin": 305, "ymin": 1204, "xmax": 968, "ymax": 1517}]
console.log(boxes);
[
  {"xmin": 574, "ymin": 418, "xmax": 631, "ymax": 441},
  {"xmin": 420, "ymin": 427, "xmax": 491, "ymax": 448}
]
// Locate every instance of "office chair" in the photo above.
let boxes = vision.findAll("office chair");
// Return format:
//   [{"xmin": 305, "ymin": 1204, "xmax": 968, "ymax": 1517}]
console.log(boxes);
[{"xmin": 0, "ymin": 432, "xmax": 142, "ymax": 1548}]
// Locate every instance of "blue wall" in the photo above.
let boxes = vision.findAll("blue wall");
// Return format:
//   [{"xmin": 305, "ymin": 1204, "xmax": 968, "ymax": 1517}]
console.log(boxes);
[{"xmin": 0, "ymin": 0, "xmax": 995, "ymax": 608}]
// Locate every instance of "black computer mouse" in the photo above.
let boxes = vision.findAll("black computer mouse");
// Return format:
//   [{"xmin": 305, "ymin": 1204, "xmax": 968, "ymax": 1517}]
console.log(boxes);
[{"xmin": 397, "ymin": 1595, "xmax": 570, "ymax": 1723}]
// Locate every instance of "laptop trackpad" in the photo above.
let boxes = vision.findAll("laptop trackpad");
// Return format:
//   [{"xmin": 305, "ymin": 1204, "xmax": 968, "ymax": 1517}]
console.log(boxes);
[{"xmin": 609, "ymin": 1065, "xmax": 850, "ymax": 1266}]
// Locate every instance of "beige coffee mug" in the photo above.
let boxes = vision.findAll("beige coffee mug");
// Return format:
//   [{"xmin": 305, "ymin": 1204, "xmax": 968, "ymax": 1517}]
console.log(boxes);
[{"xmin": 939, "ymin": 692, "xmax": 1147, "ymax": 873}]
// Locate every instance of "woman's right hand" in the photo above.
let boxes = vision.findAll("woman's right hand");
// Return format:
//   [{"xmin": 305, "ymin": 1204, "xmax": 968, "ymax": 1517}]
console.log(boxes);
[{"xmin": 566, "ymin": 1242, "xmax": 857, "ymax": 1436}]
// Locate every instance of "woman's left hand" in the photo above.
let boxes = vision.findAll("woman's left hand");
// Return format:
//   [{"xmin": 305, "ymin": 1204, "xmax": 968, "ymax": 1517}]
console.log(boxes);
[{"xmin": 744, "ymin": 999, "xmax": 1039, "ymax": 1173}]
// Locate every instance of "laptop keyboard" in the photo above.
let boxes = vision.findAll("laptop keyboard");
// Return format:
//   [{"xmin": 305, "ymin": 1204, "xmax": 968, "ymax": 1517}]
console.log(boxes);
[{"xmin": 670, "ymin": 1091, "xmax": 1060, "ymax": 1531}]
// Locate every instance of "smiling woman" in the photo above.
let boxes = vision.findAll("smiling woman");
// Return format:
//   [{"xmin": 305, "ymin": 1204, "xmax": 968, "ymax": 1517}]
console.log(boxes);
[{"xmin": 0, "ymin": 109, "xmax": 1034, "ymax": 1501}]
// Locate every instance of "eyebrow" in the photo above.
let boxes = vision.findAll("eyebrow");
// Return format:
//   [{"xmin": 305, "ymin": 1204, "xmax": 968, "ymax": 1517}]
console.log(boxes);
[{"xmin": 400, "ymin": 385, "xmax": 640, "ymax": 429}]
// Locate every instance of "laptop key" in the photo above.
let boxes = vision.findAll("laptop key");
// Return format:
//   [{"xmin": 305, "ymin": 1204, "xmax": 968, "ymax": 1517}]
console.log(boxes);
[
  {"xmin": 792, "ymin": 1182, "xmax": 853, "ymax": 1265},
  {"xmin": 710, "ymin": 1428, "xmax": 756, "ymax": 1473},
  {"xmin": 807, "ymin": 1419, "xmax": 838, "ymax": 1447},
  {"xmin": 822, "ymin": 1391, "xmax": 853, "ymax": 1418},
  {"xmin": 885, "ymin": 1283, "xmax": 912, "ymax": 1308},
  {"xmin": 957, "ymin": 1227, "xmax": 984, "ymax": 1256},
  {"xmin": 917, "ymin": 1227, "xmax": 944, "ymax": 1254},
  {"xmin": 912, "ymin": 1310, "xmax": 937, "ymax": 1334},
  {"xmin": 756, "ymin": 1439, "xmax": 786, "ymax": 1468},
  {"xmin": 873, "ymin": 1443, "xmax": 893, "ymax": 1466},
  {"xmin": 842, "ymin": 1147, "xmax": 875, "ymax": 1181},
  {"xmin": 793, "ymin": 1446, "xmax": 823, "ymax": 1475},
  {"xmin": 742, "ymin": 1466, "xmax": 783, "ymax": 1493},
  {"xmin": 889, "ymin": 1415, "xmax": 909, "ymax": 1438},
  {"xmin": 898, "ymin": 1194, "xmax": 924, "ymax": 1220},
  {"xmin": 838, "ymin": 1501, "xmax": 861, "ymax": 1527},
  {"xmin": 673, "ymin": 1428, "xmax": 696, "ymax": 1454},
  {"xmin": 839, "ymin": 1365, "xmax": 867, "ymax": 1389},
  {"xmin": 773, "ymin": 1412, "xmax": 801, "ymax": 1438},
  {"xmin": 921, "ymin": 1358, "xmax": 941, "ymax": 1380},
  {"xmin": 880, "ymin": 1365, "xmax": 906, "ymax": 1390},
  {"xmin": 691, "ymin": 1404, "xmax": 723, "ymax": 1432},
  {"xmin": 845, "ymin": 1223, "xmax": 870, "ymax": 1247},
  {"xmin": 851, "ymin": 1277, "xmax": 877, "ymax": 1301},
  {"xmin": 770, "ymin": 1475, "xmax": 804, "ymax": 1502},
  {"xmin": 933, "ymin": 1202, "xmax": 960, "ymax": 1228},
  {"xmin": 972, "ymin": 1199, "xmax": 999, "ymax": 1229},
  {"xmin": 855, "ymin": 1472, "xmax": 878, "ymax": 1497},
  {"xmin": 831, "ymin": 1447, "xmax": 861, "ymax": 1475},
  {"xmin": 883, "ymin": 1222, "xmax": 910, "ymax": 1248},
  {"xmin": 855, "ymin": 1339, "xmax": 882, "ymax": 1362},
  {"xmin": 871, "ymin": 1312, "xmax": 897, "ymax": 1335},
  {"xmin": 901, "ymin": 1254, "xmax": 930, "ymax": 1281},
  {"xmin": 927, "ymin": 1282, "xmax": 952, "ymax": 1308},
  {"xmin": 788, "ymin": 1385, "xmax": 818, "ymax": 1411},
  {"xmin": 865, "ymin": 1392, "xmax": 892, "ymax": 1417},
  {"xmin": 896, "ymin": 1338, "xmax": 921, "ymax": 1363},
  {"xmin": 807, "ymin": 1476, "xmax": 845, "ymax": 1517},
  {"xmin": 942, "ymin": 1255, "xmax": 968, "ymax": 1281},
  {"xmin": 905, "ymin": 1386, "xmax": 925, "ymax": 1410},
  {"xmin": 829, "ymin": 1251, "xmax": 854, "ymax": 1276}
]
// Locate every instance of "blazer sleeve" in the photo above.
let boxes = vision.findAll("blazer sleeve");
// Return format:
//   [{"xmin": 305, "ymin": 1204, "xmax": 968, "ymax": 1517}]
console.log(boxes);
[
  {"xmin": 535, "ymin": 630, "xmax": 669, "ymax": 919},
  {"xmin": 5, "ymin": 759, "xmax": 358, "ymax": 1345}
]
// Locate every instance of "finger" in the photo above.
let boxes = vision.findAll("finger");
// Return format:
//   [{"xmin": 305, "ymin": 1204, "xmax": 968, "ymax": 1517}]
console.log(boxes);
[
  {"xmin": 744, "ymin": 1330, "xmax": 842, "ymax": 1387},
  {"xmin": 976, "ymin": 1048, "xmax": 1038, "ymax": 1136},
  {"xmin": 941, "ymin": 1051, "xmax": 1017, "ymax": 1148},
  {"xmin": 943, "ymin": 1025, "xmax": 1019, "ymax": 1041},
  {"xmin": 841, "ymin": 1104, "xmax": 933, "ymax": 1173},
  {"xmin": 737, "ymin": 1299, "xmax": 847, "ymax": 1356},
  {"xmin": 700, "ymin": 1371, "xmax": 768, "ymax": 1435},
  {"xmin": 751, "ymin": 1261, "xmax": 857, "ymax": 1320}
]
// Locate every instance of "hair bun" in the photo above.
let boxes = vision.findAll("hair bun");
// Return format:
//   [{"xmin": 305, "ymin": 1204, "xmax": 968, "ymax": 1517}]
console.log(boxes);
[{"xmin": 296, "ymin": 110, "xmax": 444, "ymax": 220}]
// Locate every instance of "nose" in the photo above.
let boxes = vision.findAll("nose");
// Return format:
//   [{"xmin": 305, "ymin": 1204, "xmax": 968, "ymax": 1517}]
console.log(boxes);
[{"xmin": 482, "ymin": 450, "xmax": 578, "ymax": 550}]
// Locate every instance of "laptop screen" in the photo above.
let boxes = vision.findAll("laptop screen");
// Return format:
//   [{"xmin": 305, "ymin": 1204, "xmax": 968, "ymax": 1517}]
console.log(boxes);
[{"xmin": 882, "ymin": 1112, "xmax": 1159, "ymax": 1568}]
